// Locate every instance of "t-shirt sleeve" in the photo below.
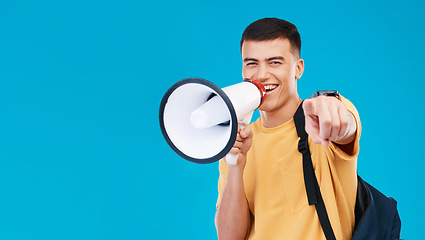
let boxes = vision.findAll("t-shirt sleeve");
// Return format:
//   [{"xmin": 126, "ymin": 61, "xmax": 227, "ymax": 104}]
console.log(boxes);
[
  {"xmin": 329, "ymin": 96, "xmax": 362, "ymax": 161},
  {"xmin": 216, "ymin": 159, "xmax": 228, "ymax": 209}
]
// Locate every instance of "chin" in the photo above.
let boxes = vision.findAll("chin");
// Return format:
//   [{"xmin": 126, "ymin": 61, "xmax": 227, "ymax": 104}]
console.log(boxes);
[{"xmin": 258, "ymin": 103, "xmax": 278, "ymax": 113}]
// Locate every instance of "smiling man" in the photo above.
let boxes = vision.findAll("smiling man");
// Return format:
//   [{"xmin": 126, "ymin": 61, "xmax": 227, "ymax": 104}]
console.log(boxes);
[{"xmin": 215, "ymin": 18, "xmax": 361, "ymax": 239}]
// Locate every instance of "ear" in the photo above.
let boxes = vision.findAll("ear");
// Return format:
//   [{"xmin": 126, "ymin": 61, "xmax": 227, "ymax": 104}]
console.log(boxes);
[{"xmin": 295, "ymin": 58, "xmax": 304, "ymax": 80}]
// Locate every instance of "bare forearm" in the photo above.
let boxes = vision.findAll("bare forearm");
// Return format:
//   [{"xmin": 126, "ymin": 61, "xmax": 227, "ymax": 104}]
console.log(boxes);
[{"xmin": 215, "ymin": 167, "xmax": 249, "ymax": 240}]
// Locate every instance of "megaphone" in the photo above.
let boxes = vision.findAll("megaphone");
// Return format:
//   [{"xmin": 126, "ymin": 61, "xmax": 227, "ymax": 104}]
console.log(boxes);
[{"xmin": 159, "ymin": 78, "xmax": 266, "ymax": 164}]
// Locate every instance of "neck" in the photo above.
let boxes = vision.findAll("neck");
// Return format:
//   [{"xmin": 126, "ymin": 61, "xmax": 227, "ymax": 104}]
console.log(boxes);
[{"xmin": 260, "ymin": 96, "xmax": 302, "ymax": 128}]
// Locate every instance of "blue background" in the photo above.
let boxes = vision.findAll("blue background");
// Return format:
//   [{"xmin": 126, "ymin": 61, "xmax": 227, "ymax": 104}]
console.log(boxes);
[{"xmin": 0, "ymin": 0, "xmax": 423, "ymax": 239}]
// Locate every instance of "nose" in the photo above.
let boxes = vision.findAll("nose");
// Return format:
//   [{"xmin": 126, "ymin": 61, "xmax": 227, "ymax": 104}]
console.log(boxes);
[{"xmin": 254, "ymin": 64, "xmax": 270, "ymax": 82}]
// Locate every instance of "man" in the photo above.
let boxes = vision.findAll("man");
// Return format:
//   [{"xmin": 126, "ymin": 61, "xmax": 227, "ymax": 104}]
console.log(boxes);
[{"xmin": 215, "ymin": 18, "xmax": 361, "ymax": 239}]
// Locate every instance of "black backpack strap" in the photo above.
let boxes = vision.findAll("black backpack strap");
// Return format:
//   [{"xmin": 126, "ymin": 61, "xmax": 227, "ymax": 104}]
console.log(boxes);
[{"xmin": 294, "ymin": 102, "xmax": 336, "ymax": 240}]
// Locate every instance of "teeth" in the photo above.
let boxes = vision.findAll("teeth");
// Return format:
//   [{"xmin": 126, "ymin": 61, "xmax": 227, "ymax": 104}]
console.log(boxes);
[{"xmin": 264, "ymin": 85, "xmax": 278, "ymax": 91}]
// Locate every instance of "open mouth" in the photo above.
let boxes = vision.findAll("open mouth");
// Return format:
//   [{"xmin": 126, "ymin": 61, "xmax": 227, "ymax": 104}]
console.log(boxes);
[{"xmin": 264, "ymin": 84, "xmax": 279, "ymax": 93}]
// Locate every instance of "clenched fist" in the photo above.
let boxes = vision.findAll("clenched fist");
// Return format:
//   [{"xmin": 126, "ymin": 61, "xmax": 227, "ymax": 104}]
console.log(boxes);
[{"xmin": 303, "ymin": 96, "xmax": 356, "ymax": 146}]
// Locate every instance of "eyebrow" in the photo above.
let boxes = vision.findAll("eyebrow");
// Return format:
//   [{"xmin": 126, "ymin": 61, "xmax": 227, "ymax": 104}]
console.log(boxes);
[
  {"xmin": 267, "ymin": 56, "xmax": 284, "ymax": 61},
  {"xmin": 243, "ymin": 56, "xmax": 285, "ymax": 62},
  {"xmin": 243, "ymin": 58, "xmax": 258, "ymax": 62}
]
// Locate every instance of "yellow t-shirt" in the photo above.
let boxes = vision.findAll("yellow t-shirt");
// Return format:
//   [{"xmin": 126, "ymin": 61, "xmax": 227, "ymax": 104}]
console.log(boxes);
[{"xmin": 217, "ymin": 97, "xmax": 361, "ymax": 240}]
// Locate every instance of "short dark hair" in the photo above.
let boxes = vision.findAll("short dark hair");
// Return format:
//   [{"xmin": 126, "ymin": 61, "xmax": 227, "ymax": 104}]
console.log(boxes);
[{"xmin": 240, "ymin": 18, "xmax": 301, "ymax": 58}]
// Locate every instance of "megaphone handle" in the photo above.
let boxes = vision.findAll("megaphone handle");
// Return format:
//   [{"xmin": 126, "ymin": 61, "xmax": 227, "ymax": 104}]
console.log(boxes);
[
  {"xmin": 225, "ymin": 126, "xmax": 244, "ymax": 166},
  {"xmin": 225, "ymin": 111, "xmax": 254, "ymax": 165},
  {"xmin": 225, "ymin": 154, "xmax": 238, "ymax": 165}
]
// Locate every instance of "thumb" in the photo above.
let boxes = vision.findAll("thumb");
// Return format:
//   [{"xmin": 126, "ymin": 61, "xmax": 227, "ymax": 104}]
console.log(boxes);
[
  {"xmin": 240, "ymin": 126, "xmax": 253, "ymax": 139},
  {"xmin": 303, "ymin": 99, "xmax": 317, "ymax": 116},
  {"xmin": 240, "ymin": 126, "xmax": 253, "ymax": 155}
]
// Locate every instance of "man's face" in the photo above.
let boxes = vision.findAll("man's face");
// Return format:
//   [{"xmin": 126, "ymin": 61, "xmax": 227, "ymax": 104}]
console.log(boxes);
[{"xmin": 241, "ymin": 38, "xmax": 304, "ymax": 113}]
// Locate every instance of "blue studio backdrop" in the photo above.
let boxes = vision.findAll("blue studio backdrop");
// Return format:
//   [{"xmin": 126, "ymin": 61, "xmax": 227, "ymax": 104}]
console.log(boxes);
[{"xmin": 0, "ymin": 0, "xmax": 424, "ymax": 239}]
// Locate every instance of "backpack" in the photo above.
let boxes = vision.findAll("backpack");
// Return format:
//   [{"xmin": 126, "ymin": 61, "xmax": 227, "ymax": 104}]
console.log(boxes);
[{"xmin": 293, "ymin": 101, "xmax": 401, "ymax": 240}]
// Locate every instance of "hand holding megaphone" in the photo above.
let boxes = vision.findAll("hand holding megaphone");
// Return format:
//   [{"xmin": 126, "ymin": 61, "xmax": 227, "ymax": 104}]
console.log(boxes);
[
  {"xmin": 159, "ymin": 78, "xmax": 266, "ymax": 164},
  {"xmin": 225, "ymin": 112, "xmax": 253, "ymax": 165}
]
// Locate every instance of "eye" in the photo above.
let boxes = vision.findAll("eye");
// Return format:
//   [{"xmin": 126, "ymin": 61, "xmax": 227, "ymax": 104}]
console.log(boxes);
[
  {"xmin": 270, "ymin": 61, "xmax": 282, "ymax": 65},
  {"xmin": 246, "ymin": 62, "xmax": 257, "ymax": 66}
]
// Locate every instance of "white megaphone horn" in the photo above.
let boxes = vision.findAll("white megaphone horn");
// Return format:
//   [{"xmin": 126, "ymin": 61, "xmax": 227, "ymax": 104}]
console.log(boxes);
[{"xmin": 159, "ymin": 78, "xmax": 266, "ymax": 164}]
